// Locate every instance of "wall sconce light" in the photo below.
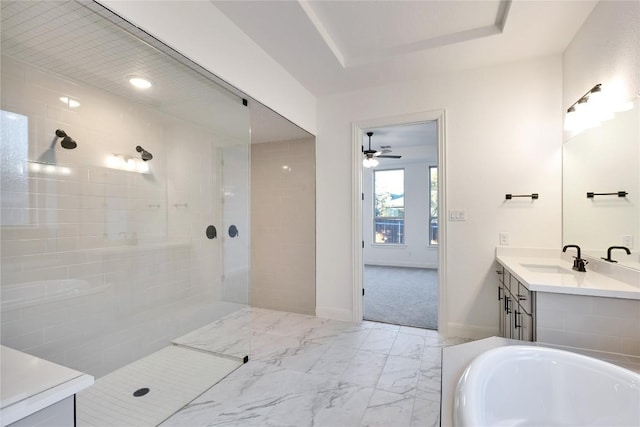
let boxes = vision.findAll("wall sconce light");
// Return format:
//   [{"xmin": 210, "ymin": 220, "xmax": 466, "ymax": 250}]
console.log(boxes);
[
  {"xmin": 564, "ymin": 83, "xmax": 632, "ymax": 135},
  {"xmin": 28, "ymin": 160, "xmax": 71, "ymax": 175},
  {"xmin": 106, "ymin": 154, "xmax": 149, "ymax": 173}
]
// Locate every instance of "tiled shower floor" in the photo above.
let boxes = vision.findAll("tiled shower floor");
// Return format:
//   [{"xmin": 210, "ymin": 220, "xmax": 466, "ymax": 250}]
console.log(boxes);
[{"xmin": 76, "ymin": 345, "xmax": 242, "ymax": 426}]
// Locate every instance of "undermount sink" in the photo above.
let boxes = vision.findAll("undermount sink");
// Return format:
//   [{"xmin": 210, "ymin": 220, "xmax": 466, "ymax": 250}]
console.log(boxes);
[{"xmin": 520, "ymin": 263, "xmax": 574, "ymax": 275}]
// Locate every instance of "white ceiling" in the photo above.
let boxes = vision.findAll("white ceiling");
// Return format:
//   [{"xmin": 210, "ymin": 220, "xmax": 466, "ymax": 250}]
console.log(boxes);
[
  {"xmin": 0, "ymin": 0, "xmax": 311, "ymax": 145},
  {"xmin": 362, "ymin": 121, "xmax": 438, "ymax": 163},
  {"xmin": 212, "ymin": 0, "xmax": 598, "ymax": 96}
]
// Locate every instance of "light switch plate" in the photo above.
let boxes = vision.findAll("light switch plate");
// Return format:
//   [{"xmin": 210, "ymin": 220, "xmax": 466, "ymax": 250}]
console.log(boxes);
[{"xmin": 448, "ymin": 209, "xmax": 466, "ymax": 221}]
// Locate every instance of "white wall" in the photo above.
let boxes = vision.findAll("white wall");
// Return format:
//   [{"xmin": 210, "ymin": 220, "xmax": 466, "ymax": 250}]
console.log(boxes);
[
  {"xmin": 363, "ymin": 145, "xmax": 438, "ymax": 268},
  {"xmin": 563, "ymin": 0, "xmax": 640, "ymax": 115},
  {"xmin": 317, "ymin": 56, "xmax": 563, "ymax": 337},
  {"xmin": 97, "ymin": 0, "xmax": 317, "ymax": 136}
]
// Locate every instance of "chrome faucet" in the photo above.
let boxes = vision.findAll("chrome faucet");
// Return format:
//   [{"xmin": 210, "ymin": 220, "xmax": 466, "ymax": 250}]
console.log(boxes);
[
  {"xmin": 601, "ymin": 246, "xmax": 631, "ymax": 263},
  {"xmin": 563, "ymin": 244, "xmax": 588, "ymax": 272}
]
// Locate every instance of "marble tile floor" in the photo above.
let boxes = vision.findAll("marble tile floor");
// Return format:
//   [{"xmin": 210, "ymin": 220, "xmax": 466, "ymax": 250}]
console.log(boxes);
[{"xmin": 164, "ymin": 307, "xmax": 470, "ymax": 427}]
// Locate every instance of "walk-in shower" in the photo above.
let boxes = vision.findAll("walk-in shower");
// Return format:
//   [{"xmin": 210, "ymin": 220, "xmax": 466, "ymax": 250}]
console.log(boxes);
[{"xmin": 1, "ymin": 0, "xmax": 251, "ymax": 381}]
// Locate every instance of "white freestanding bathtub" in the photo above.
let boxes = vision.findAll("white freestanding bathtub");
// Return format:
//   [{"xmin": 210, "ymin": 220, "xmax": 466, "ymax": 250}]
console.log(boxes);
[{"xmin": 454, "ymin": 345, "xmax": 640, "ymax": 426}]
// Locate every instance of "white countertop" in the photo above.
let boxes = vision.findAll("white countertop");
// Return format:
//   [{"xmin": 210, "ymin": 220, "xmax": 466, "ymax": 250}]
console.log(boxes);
[
  {"xmin": 0, "ymin": 346, "xmax": 94, "ymax": 426},
  {"xmin": 496, "ymin": 248, "xmax": 640, "ymax": 300}
]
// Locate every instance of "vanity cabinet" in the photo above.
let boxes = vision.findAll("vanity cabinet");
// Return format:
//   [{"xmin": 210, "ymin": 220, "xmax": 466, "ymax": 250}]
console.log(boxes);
[{"xmin": 497, "ymin": 265, "xmax": 536, "ymax": 342}]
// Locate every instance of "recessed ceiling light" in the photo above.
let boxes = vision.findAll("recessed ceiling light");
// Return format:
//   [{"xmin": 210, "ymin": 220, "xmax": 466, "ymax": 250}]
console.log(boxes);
[
  {"xmin": 59, "ymin": 96, "xmax": 80, "ymax": 108},
  {"xmin": 129, "ymin": 76, "xmax": 152, "ymax": 90}
]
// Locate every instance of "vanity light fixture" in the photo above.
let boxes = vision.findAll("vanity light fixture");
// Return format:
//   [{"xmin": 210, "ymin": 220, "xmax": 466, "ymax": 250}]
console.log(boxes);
[
  {"xmin": 564, "ymin": 83, "xmax": 622, "ymax": 134},
  {"xmin": 128, "ymin": 76, "xmax": 152, "ymax": 90}
]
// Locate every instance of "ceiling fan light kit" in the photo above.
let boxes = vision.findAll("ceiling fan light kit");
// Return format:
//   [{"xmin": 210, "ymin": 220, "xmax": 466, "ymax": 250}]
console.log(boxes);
[{"xmin": 363, "ymin": 131, "xmax": 402, "ymax": 168}]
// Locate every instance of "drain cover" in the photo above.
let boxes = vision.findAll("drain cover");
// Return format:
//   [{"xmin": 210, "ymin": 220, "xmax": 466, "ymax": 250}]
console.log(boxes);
[{"xmin": 133, "ymin": 387, "xmax": 150, "ymax": 397}]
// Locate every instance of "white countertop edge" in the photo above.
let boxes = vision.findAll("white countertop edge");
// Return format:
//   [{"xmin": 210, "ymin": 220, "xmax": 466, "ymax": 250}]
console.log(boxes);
[
  {"xmin": 526, "ymin": 283, "xmax": 640, "ymax": 299},
  {"xmin": 1, "ymin": 373, "xmax": 94, "ymax": 427},
  {"xmin": 496, "ymin": 253, "xmax": 640, "ymax": 300}
]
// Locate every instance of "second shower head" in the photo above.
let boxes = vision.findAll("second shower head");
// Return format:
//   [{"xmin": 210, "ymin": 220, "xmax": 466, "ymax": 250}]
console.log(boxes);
[
  {"xmin": 136, "ymin": 145, "xmax": 153, "ymax": 161},
  {"xmin": 55, "ymin": 129, "xmax": 77, "ymax": 149}
]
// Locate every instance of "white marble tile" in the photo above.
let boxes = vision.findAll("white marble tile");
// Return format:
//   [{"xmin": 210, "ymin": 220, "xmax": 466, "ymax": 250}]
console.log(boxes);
[
  {"xmin": 249, "ymin": 331, "xmax": 305, "ymax": 361},
  {"xmin": 422, "ymin": 346, "xmax": 442, "ymax": 365},
  {"xmin": 415, "ymin": 361, "xmax": 441, "ymax": 402},
  {"xmin": 341, "ymin": 350, "xmax": 388, "ymax": 388},
  {"xmin": 360, "ymin": 329, "xmax": 398, "ymax": 354},
  {"xmin": 262, "ymin": 341, "xmax": 330, "ymax": 373},
  {"xmin": 306, "ymin": 326, "xmax": 372, "ymax": 350},
  {"xmin": 269, "ymin": 381, "xmax": 374, "ymax": 427},
  {"xmin": 360, "ymin": 389, "xmax": 414, "ymax": 427},
  {"xmin": 424, "ymin": 331, "xmax": 446, "ymax": 348},
  {"xmin": 157, "ymin": 311, "xmax": 448, "ymax": 427},
  {"xmin": 249, "ymin": 307, "xmax": 288, "ymax": 329},
  {"xmin": 307, "ymin": 345, "xmax": 358, "ymax": 379},
  {"xmin": 162, "ymin": 360, "xmax": 374, "ymax": 427},
  {"xmin": 399, "ymin": 325, "xmax": 432, "ymax": 337},
  {"xmin": 263, "ymin": 312, "xmax": 335, "ymax": 340},
  {"xmin": 410, "ymin": 398, "xmax": 440, "ymax": 427},
  {"xmin": 376, "ymin": 355, "xmax": 421, "ymax": 395},
  {"xmin": 390, "ymin": 333, "xmax": 425, "ymax": 360},
  {"xmin": 365, "ymin": 322, "xmax": 401, "ymax": 332}
]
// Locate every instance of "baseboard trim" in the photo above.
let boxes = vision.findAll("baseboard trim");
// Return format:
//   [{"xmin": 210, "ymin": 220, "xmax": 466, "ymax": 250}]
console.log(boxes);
[
  {"xmin": 316, "ymin": 306, "xmax": 354, "ymax": 322},
  {"xmin": 447, "ymin": 323, "xmax": 497, "ymax": 340},
  {"xmin": 364, "ymin": 262, "xmax": 438, "ymax": 269}
]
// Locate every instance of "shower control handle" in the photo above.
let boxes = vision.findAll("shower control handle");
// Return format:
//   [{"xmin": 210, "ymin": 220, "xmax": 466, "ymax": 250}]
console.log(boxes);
[{"xmin": 206, "ymin": 225, "xmax": 217, "ymax": 239}]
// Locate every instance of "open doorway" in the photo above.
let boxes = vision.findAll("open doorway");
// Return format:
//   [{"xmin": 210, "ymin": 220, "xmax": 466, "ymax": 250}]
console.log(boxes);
[{"xmin": 361, "ymin": 122, "xmax": 439, "ymax": 329}]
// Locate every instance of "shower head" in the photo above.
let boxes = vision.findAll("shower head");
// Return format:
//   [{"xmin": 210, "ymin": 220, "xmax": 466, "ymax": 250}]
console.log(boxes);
[
  {"xmin": 55, "ymin": 129, "xmax": 77, "ymax": 149},
  {"xmin": 136, "ymin": 145, "xmax": 153, "ymax": 161}
]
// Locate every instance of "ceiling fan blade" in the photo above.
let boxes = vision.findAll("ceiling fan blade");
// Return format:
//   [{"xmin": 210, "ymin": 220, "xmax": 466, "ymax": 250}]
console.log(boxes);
[{"xmin": 377, "ymin": 155, "xmax": 402, "ymax": 159}]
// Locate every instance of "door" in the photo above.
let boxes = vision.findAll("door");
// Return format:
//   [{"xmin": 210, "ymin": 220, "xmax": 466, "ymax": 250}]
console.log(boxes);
[{"xmin": 361, "ymin": 122, "xmax": 439, "ymax": 329}]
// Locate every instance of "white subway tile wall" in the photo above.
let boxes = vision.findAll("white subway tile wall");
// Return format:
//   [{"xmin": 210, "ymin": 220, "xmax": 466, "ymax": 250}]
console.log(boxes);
[
  {"xmin": 536, "ymin": 292, "xmax": 640, "ymax": 356},
  {"xmin": 1, "ymin": 56, "xmax": 250, "ymax": 377}
]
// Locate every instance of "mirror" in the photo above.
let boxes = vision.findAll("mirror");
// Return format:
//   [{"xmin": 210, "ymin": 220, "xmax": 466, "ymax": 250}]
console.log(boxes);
[{"xmin": 563, "ymin": 98, "xmax": 640, "ymax": 270}]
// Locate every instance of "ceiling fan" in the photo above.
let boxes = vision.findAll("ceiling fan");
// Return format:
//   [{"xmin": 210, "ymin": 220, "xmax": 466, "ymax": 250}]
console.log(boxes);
[{"xmin": 363, "ymin": 131, "xmax": 401, "ymax": 168}]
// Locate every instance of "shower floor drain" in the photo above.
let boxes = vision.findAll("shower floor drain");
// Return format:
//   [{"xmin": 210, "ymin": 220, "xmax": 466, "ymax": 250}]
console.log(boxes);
[{"xmin": 133, "ymin": 387, "xmax": 150, "ymax": 397}]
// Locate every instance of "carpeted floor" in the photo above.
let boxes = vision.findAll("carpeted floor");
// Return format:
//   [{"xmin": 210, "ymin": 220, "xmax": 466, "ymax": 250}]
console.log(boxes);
[{"xmin": 363, "ymin": 265, "xmax": 438, "ymax": 330}]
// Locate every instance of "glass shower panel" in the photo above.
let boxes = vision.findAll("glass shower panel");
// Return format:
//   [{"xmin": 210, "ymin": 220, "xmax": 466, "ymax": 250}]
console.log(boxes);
[
  {"xmin": 0, "ymin": 0, "xmax": 251, "ymax": 377},
  {"xmin": 222, "ymin": 144, "xmax": 251, "ymax": 305}
]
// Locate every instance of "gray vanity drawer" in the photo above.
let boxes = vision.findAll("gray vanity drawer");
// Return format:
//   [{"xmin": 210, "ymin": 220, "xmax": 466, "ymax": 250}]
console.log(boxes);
[{"xmin": 516, "ymin": 282, "xmax": 532, "ymax": 314}]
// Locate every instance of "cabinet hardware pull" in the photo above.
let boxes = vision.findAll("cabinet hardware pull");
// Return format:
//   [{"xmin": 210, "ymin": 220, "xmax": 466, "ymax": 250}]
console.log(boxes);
[
  {"xmin": 514, "ymin": 311, "xmax": 521, "ymax": 328},
  {"xmin": 505, "ymin": 297, "xmax": 511, "ymax": 313},
  {"xmin": 498, "ymin": 286, "xmax": 503, "ymax": 301},
  {"xmin": 517, "ymin": 294, "xmax": 526, "ymax": 301},
  {"xmin": 505, "ymin": 193, "xmax": 539, "ymax": 200}
]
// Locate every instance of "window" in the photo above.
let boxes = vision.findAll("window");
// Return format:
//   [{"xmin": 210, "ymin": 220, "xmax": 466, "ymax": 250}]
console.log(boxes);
[
  {"xmin": 429, "ymin": 165, "xmax": 438, "ymax": 245},
  {"xmin": 374, "ymin": 169, "xmax": 404, "ymax": 244},
  {"xmin": 0, "ymin": 110, "xmax": 30, "ymax": 226}
]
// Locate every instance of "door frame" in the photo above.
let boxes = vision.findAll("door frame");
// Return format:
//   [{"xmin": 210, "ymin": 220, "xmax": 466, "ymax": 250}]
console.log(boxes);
[{"xmin": 351, "ymin": 110, "xmax": 447, "ymax": 335}]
